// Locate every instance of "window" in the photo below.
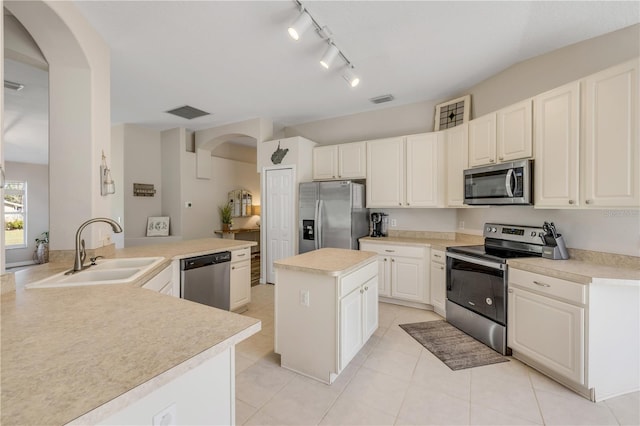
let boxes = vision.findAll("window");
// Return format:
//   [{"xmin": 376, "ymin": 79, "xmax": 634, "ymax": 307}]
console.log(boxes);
[{"xmin": 4, "ymin": 181, "xmax": 27, "ymax": 249}]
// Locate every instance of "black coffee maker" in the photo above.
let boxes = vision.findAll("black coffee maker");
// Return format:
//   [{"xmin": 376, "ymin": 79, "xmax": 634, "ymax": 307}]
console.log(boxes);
[{"xmin": 370, "ymin": 212, "xmax": 388, "ymax": 237}]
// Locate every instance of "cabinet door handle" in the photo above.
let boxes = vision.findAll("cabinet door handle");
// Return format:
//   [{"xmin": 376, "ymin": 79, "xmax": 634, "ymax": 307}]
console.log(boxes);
[
  {"xmin": 384, "ymin": 258, "xmax": 388, "ymax": 262},
  {"xmin": 232, "ymin": 266, "xmax": 236, "ymax": 270},
  {"xmin": 568, "ymin": 199, "xmax": 575, "ymax": 205},
  {"xmin": 533, "ymin": 280, "xmax": 551, "ymax": 288},
  {"xmin": 585, "ymin": 199, "xmax": 592, "ymax": 205},
  {"xmin": 439, "ymin": 266, "xmax": 444, "ymax": 270},
  {"xmin": 360, "ymin": 289, "xmax": 364, "ymax": 294},
  {"xmin": 489, "ymin": 159, "xmax": 495, "ymax": 163},
  {"xmin": 364, "ymin": 286, "xmax": 369, "ymax": 291},
  {"xmin": 508, "ymin": 288, "xmax": 514, "ymax": 293},
  {"xmin": 406, "ymin": 202, "xmax": 410, "ymax": 206},
  {"xmin": 398, "ymin": 202, "xmax": 402, "ymax": 206},
  {"xmin": 498, "ymin": 156, "xmax": 504, "ymax": 161},
  {"xmin": 391, "ymin": 259, "xmax": 395, "ymax": 262}
]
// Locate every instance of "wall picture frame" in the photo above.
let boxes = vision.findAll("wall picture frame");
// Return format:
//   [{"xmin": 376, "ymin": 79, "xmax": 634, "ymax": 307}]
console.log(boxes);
[
  {"xmin": 434, "ymin": 95, "xmax": 471, "ymax": 131},
  {"xmin": 146, "ymin": 216, "xmax": 170, "ymax": 237}
]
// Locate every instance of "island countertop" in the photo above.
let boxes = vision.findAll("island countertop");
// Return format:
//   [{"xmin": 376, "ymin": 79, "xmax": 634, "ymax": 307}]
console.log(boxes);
[
  {"xmin": 274, "ymin": 248, "xmax": 377, "ymax": 276},
  {"xmin": 1, "ymin": 237, "xmax": 261, "ymax": 425}
]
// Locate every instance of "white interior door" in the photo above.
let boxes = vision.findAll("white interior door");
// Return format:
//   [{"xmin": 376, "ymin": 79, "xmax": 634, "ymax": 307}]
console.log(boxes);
[{"xmin": 264, "ymin": 167, "xmax": 295, "ymax": 284}]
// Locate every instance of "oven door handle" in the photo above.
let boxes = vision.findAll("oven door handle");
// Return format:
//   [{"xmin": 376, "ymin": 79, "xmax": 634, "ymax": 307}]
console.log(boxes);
[{"xmin": 446, "ymin": 252, "xmax": 506, "ymax": 271}]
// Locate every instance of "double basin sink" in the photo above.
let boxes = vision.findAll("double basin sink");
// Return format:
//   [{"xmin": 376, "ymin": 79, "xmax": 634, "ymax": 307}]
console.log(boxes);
[{"xmin": 26, "ymin": 257, "xmax": 165, "ymax": 289}]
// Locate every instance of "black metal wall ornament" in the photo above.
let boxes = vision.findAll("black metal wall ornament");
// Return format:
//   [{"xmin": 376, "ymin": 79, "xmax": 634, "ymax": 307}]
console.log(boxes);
[{"xmin": 271, "ymin": 141, "xmax": 289, "ymax": 165}]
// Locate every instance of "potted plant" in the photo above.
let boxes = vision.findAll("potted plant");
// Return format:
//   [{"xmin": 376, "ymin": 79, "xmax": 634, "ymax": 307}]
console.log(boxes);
[
  {"xmin": 219, "ymin": 203, "xmax": 233, "ymax": 231},
  {"xmin": 34, "ymin": 231, "xmax": 49, "ymax": 264}
]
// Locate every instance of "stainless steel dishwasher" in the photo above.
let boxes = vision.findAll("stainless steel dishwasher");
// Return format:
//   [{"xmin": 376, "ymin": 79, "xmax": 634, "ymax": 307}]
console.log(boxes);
[{"xmin": 180, "ymin": 251, "xmax": 231, "ymax": 310}]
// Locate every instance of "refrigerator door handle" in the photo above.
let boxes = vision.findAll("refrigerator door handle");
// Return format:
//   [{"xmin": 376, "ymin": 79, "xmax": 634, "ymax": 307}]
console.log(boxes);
[
  {"xmin": 314, "ymin": 199, "xmax": 320, "ymax": 250},
  {"xmin": 317, "ymin": 200, "xmax": 323, "ymax": 249}
]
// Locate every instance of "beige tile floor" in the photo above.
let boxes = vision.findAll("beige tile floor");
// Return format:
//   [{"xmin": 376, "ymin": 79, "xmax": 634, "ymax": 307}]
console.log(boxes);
[{"xmin": 235, "ymin": 284, "xmax": 639, "ymax": 425}]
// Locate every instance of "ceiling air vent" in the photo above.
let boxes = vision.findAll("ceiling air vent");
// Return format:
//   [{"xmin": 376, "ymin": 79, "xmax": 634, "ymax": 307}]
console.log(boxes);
[
  {"xmin": 369, "ymin": 94, "xmax": 394, "ymax": 104},
  {"xmin": 165, "ymin": 105, "xmax": 210, "ymax": 120}
]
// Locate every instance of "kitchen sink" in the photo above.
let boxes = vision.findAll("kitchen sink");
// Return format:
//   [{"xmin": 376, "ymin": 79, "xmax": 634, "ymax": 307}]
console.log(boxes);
[{"xmin": 26, "ymin": 257, "xmax": 165, "ymax": 289}]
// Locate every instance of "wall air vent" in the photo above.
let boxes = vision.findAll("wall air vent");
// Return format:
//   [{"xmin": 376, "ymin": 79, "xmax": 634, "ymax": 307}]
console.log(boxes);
[
  {"xmin": 369, "ymin": 94, "xmax": 394, "ymax": 104},
  {"xmin": 165, "ymin": 105, "xmax": 210, "ymax": 120}
]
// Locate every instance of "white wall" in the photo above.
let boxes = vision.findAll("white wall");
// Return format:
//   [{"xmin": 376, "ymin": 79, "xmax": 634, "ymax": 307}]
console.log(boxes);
[
  {"xmin": 122, "ymin": 124, "xmax": 163, "ymax": 239},
  {"xmin": 4, "ymin": 161, "xmax": 49, "ymax": 265}
]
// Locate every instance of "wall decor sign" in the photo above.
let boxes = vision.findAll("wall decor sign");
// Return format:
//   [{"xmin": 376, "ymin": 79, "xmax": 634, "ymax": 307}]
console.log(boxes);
[
  {"xmin": 146, "ymin": 216, "xmax": 170, "ymax": 236},
  {"xmin": 434, "ymin": 95, "xmax": 471, "ymax": 131},
  {"xmin": 271, "ymin": 141, "xmax": 289, "ymax": 165}
]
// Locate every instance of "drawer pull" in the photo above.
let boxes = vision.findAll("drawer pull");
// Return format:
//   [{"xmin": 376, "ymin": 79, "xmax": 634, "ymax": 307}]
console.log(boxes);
[
  {"xmin": 434, "ymin": 254, "xmax": 441, "ymax": 258},
  {"xmin": 232, "ymin": 266, "xmax": 235, "ymax": 270},
  {"xmin": 237, "ymin": 253, "xmax": 246, "ymax": 257},
  {"xmin": 533, "ymin": 280, "xmax": 551, "ymax": 288},
  {"xmin": 385, "ymin": 249, "xmax": 395, "ymax": 253},
  {"xmin": 439, "ymin": 266, "xmax": 444, "ymax": 270}
]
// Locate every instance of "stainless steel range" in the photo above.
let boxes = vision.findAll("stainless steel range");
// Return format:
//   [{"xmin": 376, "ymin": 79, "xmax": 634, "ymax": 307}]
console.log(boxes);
[{"xmin": 446, "ymin": 223, "xmax": 544, "ymax": 355}]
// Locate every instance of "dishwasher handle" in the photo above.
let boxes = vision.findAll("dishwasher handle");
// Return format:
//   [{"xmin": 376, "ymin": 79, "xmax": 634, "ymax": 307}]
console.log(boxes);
[{"xmin": 180, "ymin": 251, "xmax": 231, "ymax": 271}]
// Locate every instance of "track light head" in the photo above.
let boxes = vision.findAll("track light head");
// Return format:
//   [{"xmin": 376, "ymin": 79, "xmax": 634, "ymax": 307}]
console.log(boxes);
[
  {"xmin": 343, "ymin": 67, "xmax": 360, "ymax": 88},
  {"xmin": 288, "ymin": 10, "xmax": 313, "ymax": 41},
  {"xmin": 320, "ymin": 43, "xmax": 339, "ymax": 69}
]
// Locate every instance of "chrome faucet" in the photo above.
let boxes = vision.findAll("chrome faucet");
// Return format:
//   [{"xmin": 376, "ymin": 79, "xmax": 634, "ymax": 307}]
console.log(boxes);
[{"xmin": 69, "ymin": 217, "xmax": 123, "ymax": 273}]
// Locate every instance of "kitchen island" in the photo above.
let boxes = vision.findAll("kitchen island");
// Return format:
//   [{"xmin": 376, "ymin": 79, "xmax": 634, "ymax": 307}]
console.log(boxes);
[
  {"xmin": 274, "ymin": 248, "xmax": 377, "ymax": 384},
  {"xmin": 1, "ymin": 238, "xmax": 260, "ymax": 425}
]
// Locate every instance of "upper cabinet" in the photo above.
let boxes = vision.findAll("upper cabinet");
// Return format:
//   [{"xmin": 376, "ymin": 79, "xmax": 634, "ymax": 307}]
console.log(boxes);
[
  {"xmin": 445, "ymin": 123, "xmax": 469, "ymax": 207},
  {"xmin": 469, "ymin": 100, "xmax": 533, "ymax": 167},
  {"xmin": 313, "ymin": 141, "xmax": 366, "ymax": 181},
  {"xmin": 534, "ymin": 82, "xmax": 580, "ymax": 207},
  {"xmin": 366, "ymin": 133, "xmax": 445, "ymax": 208},
  {"xmin": 468, "ymin": 113, "xmax": 497, "ymax": 167},
  {"xmin": 582, "ymin": 59, "xmax": 639, "ymax": 207},
  {"xmin": 535, "ymin": 58, "xmax": 639, "ymax": 208}
]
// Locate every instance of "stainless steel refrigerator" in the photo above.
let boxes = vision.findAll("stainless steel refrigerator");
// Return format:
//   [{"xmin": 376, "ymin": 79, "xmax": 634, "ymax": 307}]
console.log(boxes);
[{"xmin": 299, "ymin": 181, "xmax": 369, "ymax": 254}]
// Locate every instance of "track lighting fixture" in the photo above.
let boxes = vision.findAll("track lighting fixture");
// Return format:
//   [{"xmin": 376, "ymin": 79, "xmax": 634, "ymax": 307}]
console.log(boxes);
[
  {"xmin": 320, "ymin": 43, "xmax": 339, "ymax": 69},
  {"xmin": 343, "ymin": 66, "xmax": 360, "ymax": 88},
  {"xmin": 287, "ymin": 0, "xmax": 361, "ymax": 88},
  {"xmin": 288, "ymin": 10, "xmax": 313, "ymax": 41}
]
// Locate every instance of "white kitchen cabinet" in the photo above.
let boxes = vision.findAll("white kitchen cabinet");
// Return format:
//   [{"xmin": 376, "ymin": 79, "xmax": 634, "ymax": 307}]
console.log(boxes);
[
  {"xmin": 445, "ymin": 124, "xmax": 469, "ymax": 207},
  {"xmin": 275, "ymin": 251, "xmax": 378, "ymax": 384},
  {"xmin": 469, "ymin": 100, "xmax": 533, "ymax": 168},
  {"xmin": 582, "ymin": 58, "xmax": 639, "ymax": 207},
  {"xmin": 366, "ymin": 133, "xmax": 445, "ymax": 208},
  {"xmin": 230, "ymin": 248, "xmax": 251, "ymax": 312},
  {"xmin": 359, "ymin": 241, "xmax": 429, "ymax": 306},
  {"xmin": 313, "ymin": 141, "xmax": 366, "ymax": 181},
  {"xmin": 535, "ymin": 59, "xmax": 639, "ymax": 209},
  {"xmin": 339, "ymin": 276, "xmax": 378, "ymax": 369},
  {"xmin": 508, "ymin": 267, "xmax": 640, "ymax": 402},
  {"xmin": 497, "ymin": 99, "xmax": 533, "ymax": 162},
  {"xmin": 508, "ymin": 284, "xmax": 585, "ymax": 384},
  {"xmin": 534, "ymin": 82, "xmax": 581, "ymax": 207},
  {"xmin": 366, "ymin": 136, "xmax": 404, "ymax": 207},
  {"xmin": 468, "ymin": 113, "xmax": 497, "ymax": 167},
  {"xmin": 429, "ymin": 250, "xmax": 446, "ymax": 317}
]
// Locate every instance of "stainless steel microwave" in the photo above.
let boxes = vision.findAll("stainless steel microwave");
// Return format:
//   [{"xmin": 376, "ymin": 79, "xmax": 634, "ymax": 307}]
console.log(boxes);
[{"xmin": 463, "ymin": 160, "xmax": 533, "ymax": 205}]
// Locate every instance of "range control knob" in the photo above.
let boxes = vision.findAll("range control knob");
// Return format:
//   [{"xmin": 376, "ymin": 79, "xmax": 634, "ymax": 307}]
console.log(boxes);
[{"xmin": 491, "ymin": 227, "xmax": 497, "ymax": 233}]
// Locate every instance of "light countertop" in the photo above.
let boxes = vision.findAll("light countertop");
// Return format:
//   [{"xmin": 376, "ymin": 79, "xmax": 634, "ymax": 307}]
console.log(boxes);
[
  {"xmin": 360, "ymin": 235, "xmax": 479, "ymax": 251},
  {"xmin": 274, "ymin": 248, "xmax": 377, "ymax": 276},
  {"xmin": 1, "ymin": 237, "xmax": 260, "ymax": 425},
  {"xmin": 508, "ymin": 257, "xmax": 640, "ymax": 284}
]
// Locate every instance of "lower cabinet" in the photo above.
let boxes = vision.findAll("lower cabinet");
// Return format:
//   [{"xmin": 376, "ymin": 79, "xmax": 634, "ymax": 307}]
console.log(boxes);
[
  {"xmin": 429, "ymin": 250, "xmax": 446, "ymax": 316},
  {"xmin": 508, "ymin": 285, "xmax": 585, "ymax": 384},
  {"xmin": 340, "ymin": 275, "xmax": 378, "ymax": 369},
  {"xmin": 275, "ymin": 258, "xmax": 378, "ymax": 384},
  {"xmin": 230, "ymin": 248, "xmax": 251, "ymax": 312},
  {"xmin": 360, "ymin": 241, "xmax": 429, "ymax": 306},
  {"xmin": 508, "ymin": 267, "xmax": 640, "ymax": 402}
]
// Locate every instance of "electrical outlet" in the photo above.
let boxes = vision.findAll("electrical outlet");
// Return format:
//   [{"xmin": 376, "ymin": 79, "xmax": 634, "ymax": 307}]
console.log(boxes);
[
  {"xmin": 391, "ymin": 219, "xmax": 397, "ymax": 227},
  {"xmin": 152, "ymin": 403, "xmax": 176, "ymax": 426}
]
